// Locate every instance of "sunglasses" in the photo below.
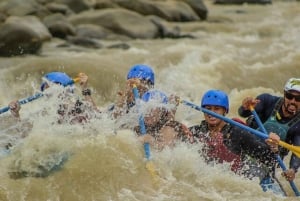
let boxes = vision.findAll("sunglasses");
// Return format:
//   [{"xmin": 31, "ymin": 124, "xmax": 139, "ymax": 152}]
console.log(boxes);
[{"xmin": 284, "ymin": 91, "xmax": 300, "ymax": 102}]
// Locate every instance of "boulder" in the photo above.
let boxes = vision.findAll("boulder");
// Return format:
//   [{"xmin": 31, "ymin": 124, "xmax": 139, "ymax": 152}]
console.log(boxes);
[
  {"xmin": 181, "ymin": 0, "xmax": 208, "ymax": 20},
  {"xmin": 0, "ymin": 0, "xmax": 51, "ymax": 18},
  {"xmin": 54, "ymin": 0, "xmax": 92, "ymax": 13},
  {"xmin": 115, "ymin": 0, "xmax": 200, "ymax": 22},
  {"xmin": 0, "ymin": 16, "xmax": 51, "ymax": 56},
  {"xmin": 75, "ymin": 24, "xmax": 110, "ymax": 39},
  {"xmin": 69, "ymin": 8, "xmax": 159, "ymax": 39},
  {"xmin": 43, "ymin": 13, "xmax": 76, "ymax": 39}
]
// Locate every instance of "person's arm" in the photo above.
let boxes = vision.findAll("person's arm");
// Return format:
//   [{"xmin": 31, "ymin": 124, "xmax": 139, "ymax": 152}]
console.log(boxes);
[
  {"xmin": 157, "ymin": 126, "xmax": 177, "ymax": 150},
  {"xmin": 112, "ymin": 78, "xmax": 146, "ymax": 118},
  {"xmin": 227, "ymin": 126, "xmax": 276, "ymax": 167},
  {"xmin": 266, "ymin": 132, "xmax": 299, "ymax": 181},
  {"xmin": 78, "ymin": 73, "xmax": 99, "ymax": 111},
  {"xmin": 287, "ymin": 133, "xmax": 300, "ymax": 181},
  {"xmin": 238, "ymin": 97, "xmax": 260, "ymax": 117}
]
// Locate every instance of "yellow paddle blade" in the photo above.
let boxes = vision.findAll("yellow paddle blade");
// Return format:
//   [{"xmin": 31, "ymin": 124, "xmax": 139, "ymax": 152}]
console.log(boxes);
[
  {"xmin": 73, "ymin": 77, "xmax": 80, "ymax": 83},
  {"xmin": 73, "ymin": 72, "xmax": 88, "ymax": 83},
  {"xmin": 279, "ymin": 141, "xmax": 300, "ymax": 158},
  {"xmin": 146, "ymin": 161, "xmax": 159, "ymax": 185}
]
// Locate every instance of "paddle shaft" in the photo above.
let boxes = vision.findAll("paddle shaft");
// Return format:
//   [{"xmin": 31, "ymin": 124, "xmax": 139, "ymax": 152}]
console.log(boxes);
[
  {"xmin": 0, "ymin": 78, "xmax": 79, "ymax": 115},
  {"xmin": 132, "ymin": 86, "xmax": 151, "ymax": 160},
  {"xmin": 182, "ymin": 100, "xmax": 268, "ymax": 138},
  {"xmin": 250, "ymin": 107, "xmax": 300, "ymax": 196},
  {"xmin": 0, "ymin": 93, "xmax": 43, "ymax": 114}
]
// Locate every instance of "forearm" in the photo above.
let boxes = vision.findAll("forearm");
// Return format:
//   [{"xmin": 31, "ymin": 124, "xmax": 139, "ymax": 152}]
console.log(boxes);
[
  {"xmin": 82, "ymin": 89, "xmax": 99, "ymax": 111},
  {"xmin": 289, "ymin": 134, "xmax": 300, "ymax": 172},
  {"xmin": 238, "ymin": 106, "xmax": 252, "ymax": 118},
  {"xmin": 230, "ymin": 127, "xmax": 276, "ymax": 165},
  {"xmin": 290, "ymin": 154, "xmax": 300, "ymax": 173}
]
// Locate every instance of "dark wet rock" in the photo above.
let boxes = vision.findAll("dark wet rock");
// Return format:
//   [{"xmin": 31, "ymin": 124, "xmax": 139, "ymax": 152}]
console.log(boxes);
[
  {"xmin": 149, "ymin": 16, "xmax": 181, "ymax": 38},
  {"xmin": 148, "ymin": 15, "xmax": 196, "ymax": 39},
  {"xmin": 0, "ymin": 16, "xmax": 51, "ymax": 56},
  {"xmin": 107, "ymin": 43, "xmax": 130, "ymax": 50},
  {"xmin": 43, "ymin": 13, "xmax": 76, "ymax": 38},
  {"xmin": 181, "ymin": 0, "xmax": 208, "ymax": 20},
  {"xmin": 0, "ymin": 12, "xmax": 7, "ymax": 23},
  {"xmin": 47, "ymin": 22, "xmax": 76, "ymax": 39}
]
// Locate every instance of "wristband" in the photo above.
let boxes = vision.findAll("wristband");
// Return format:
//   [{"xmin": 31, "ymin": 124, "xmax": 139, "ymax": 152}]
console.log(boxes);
[{"xmin": 82, "ymin": 89, "xmax": 91, "ymax": 96}]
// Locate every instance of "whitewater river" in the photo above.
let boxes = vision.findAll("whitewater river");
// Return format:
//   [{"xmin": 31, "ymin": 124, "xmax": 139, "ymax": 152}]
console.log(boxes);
[{"xmin": 0, "ymin": 0, "xmax": 299, "ymax": 200}]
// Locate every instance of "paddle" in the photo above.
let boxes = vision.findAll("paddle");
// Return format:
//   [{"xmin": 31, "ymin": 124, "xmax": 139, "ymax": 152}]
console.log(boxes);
[
  {"xmin": 132, "ymin": 85, "xmax": 159, "ymax": 183},
  {"xmin": 0, "ymin": 77, "xmax": 80, "ymax": 115},
  {"xmin": 181, "ymin": 100, "xmax": 300, "ymax": 158},
  {"xmin": 249, "ymin": 106, "xmax": 300, "ymax": 196}
]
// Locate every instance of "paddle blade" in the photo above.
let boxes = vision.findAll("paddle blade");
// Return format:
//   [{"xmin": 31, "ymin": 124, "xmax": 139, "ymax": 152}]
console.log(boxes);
[
  {"xmin": 146, "ymin": 161, "xmax": 159, "ymax": 185},
  {"xmin": 279, "ymin": 141, "xmax": 300, "ymax": 158},
  {"xmin": 73, "ymin": 77, "xmax": 80, "ymax": 83}
]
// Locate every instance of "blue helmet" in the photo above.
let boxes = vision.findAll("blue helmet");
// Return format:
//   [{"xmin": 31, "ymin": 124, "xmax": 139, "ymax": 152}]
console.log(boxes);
[
  {"xmin": 142, "ymin": 90, "xmax": 168, "ymax": 104},
  {"xmin": 201, "ymin": 90, "xmax": 229, "ymax": 113},
  {"xmin": 127, "ymin": 64, "xmax": 155, "ymax": 85},
  {"xmin": 40, "ymin": 72, "xmax": 73, "ymax": 91}
]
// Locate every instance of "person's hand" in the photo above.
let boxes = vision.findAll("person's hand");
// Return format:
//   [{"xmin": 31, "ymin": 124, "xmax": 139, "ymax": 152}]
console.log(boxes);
[
  {"xmin": 126, "ymin": 78, "xmax": 141, "ymax": 88},
  {"xmin": 282, "ymin": 168, "xmax": 296, "ymax": 181},
  {"xmin": 121, "ymin": 78, "xmax": 142, "ymax": 104},
  {"xmin": 9, "ymin": 100, "xmax": 21, "ymax": 118},
  {"xmin": 242, "ymin": 97, "xmax": 260, "ymax": 110},
  {"xmin": 78, "ymin": 72, "xmax": 89, "ymax": 89},
  {"xmin": 265, "ymin": 132, "xmax": 280, "ymax": 153},
  {"xmin": 138, "ymin": 134, "xmax": 154, "ymax": 145},
  {"xmin": 127, "ymin": 78, "xmax": 149, "ymax": 96},
  {"xmin": 169, "ymin": 94, "xmax": 180, "ymax": 106}
]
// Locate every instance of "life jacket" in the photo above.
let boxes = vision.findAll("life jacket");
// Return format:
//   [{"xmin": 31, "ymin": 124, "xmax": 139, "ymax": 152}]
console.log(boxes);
[
  {"xmin": 194, "ymin": 122, "xmax": 242, "ymax": 173},
  {"xmin": 263, "ymin": 98, "xmax": 300, "ymax": 141}
]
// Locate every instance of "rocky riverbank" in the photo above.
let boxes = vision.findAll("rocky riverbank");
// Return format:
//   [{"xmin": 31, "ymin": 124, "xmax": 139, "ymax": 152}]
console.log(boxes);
[{"xmin": 0, "ymin": 0, "xmax": 271, "ymax": 57}]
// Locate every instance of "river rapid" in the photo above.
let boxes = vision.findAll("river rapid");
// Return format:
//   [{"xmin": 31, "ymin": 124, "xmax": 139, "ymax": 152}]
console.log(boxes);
[{"xmin": 0, "ymin": 0, "xmax": 299, "ymax": 200}]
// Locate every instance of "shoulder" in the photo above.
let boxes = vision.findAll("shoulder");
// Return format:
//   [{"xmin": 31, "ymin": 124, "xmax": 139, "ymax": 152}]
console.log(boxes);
[
  {"xmin": 164, "ymin": 120, "xmax": 187, "ymax": 133},
  {"xmin": 189, "ymin": 121, "xmax": 206, "ymax": 130},
  {"xmin": 257, "ymin": 93, "xmax": 280, "ymax": 104},
  {"xmin": 256, "ymin": 94, "xmax": 281, "ymax": 114},
  {"xmin": 164, "ymin": 120, "xmax": 194, "ymax": 141}
]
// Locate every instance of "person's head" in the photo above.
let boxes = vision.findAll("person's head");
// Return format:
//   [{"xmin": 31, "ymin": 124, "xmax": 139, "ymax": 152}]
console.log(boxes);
[
  {"xmin": 127, "ymin": 64, "xmax": 155, "ymax": 88},
  {"xmin": 283, "ymin": 78, "xmax": 300, "ymax": 115},
  {"xmin": 201, "ymin": 89, "xmax": 229, "ymax": 126},
  {"xmin": 141, "ymin": 89, "xmax": 171, "ymax": 126},
  {"xmin": 40, "ymin": 72, "xmax": 73, "ymax": 92}
]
